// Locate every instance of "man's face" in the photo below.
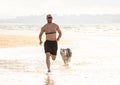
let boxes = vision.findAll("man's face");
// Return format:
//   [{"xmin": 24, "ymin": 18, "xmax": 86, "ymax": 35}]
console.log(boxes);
[{"xmin": 47, "ymin": 15, "xmax": 52, "ymax": 23}]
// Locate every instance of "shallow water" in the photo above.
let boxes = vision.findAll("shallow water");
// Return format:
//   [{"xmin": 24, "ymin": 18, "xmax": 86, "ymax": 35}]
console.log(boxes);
[{"xmin": 0, "ymin": 41, "xmax": 120, "ymax": 85}]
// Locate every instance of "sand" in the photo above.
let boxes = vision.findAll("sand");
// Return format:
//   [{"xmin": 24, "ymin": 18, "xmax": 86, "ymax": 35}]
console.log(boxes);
[
  {"xmin": 0, "ymin": 34, "xmax": 73, "ymax": 48},
  {"xmin": 0, "ymin": 34, "xmax": 39, "ymax": 47}
]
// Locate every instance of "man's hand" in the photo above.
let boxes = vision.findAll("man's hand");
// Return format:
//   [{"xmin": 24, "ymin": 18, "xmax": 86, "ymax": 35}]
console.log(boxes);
[
  {"xmin": 57, "ymin": 38, "xmax": 59, "ymax": 41},
  {"xmin": 39, "ymin": 41, "xmax": 43, "ymax": 45}
]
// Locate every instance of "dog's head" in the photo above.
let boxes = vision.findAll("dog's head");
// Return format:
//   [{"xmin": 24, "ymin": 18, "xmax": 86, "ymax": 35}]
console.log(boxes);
[{"xmin": 60, "ymin": 48, "xmax": 72, "ymax": 57}]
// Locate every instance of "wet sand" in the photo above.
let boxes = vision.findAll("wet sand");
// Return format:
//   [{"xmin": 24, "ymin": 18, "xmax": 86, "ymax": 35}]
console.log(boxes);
[{"xmin": 0, "ymin": 33, "xmax": 120, "ymax": 85}]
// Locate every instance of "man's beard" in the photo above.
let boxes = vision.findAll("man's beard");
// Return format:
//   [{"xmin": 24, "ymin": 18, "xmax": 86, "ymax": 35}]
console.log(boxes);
[{"xmin": 48, "ymin": 20, "xmax": 52, "ymax": 23}]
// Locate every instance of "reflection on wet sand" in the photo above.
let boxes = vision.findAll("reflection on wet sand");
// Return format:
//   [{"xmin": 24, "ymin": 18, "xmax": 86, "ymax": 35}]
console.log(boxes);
[
  {"xmin": 44, "ymin": 75, "xmax": 55, "ymax": 85},
  {"xmin": 0, "ymin": 60, "xmax": 45, "ymax": 72}
]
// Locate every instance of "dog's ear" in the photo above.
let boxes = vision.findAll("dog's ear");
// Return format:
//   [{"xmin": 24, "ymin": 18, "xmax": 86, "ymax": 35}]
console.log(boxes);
[
  {"xmin": 66, "ymin": 48, "xmax": 70, "ymax": 52},
  {"xmin": 67, "ymin": 48, "xmax": 72, "ymax": 56},
  {"xmin": 67, "ymin": 48, "xmax": 70, "ymax": 51}
]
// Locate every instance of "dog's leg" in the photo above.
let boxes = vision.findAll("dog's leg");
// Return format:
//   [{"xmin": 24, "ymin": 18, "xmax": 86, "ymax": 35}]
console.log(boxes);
[{"xmin": 63, "ymin": 59, "xmax": 66, "ymax": 64}]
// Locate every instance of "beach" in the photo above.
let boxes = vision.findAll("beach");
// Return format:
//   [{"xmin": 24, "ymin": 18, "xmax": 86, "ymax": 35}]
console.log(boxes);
[
  {"xmin": 0, "ymin": 24, "xmax": 120, "ymax": 85},
  {"xmin": 0, "ymin": 34, "xmax": 39, "ymax": 47},
  {"xmin": 0, "ymin": 33, "xmax": 73, "ymax": 48}
]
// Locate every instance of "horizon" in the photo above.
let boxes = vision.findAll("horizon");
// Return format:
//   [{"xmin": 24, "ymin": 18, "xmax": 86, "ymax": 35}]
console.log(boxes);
[
  {"xmin": 0, "ymin": 14, "xmax": 120, "ymax": 24},
  {"xmin": 1, "ymin": 13, "xmax": 120, "ymax": 19}
]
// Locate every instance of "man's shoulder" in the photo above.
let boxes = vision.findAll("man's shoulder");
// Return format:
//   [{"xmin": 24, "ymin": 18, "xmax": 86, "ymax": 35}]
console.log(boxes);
[
  {"xmin": 43, "ymin": 23, "xmax": 48, "ymax": 27},
  {"xmin": 52, "ymin": 23, "xmax": 59, "ymax": 27},
  {"xmin": 52, "ymin": 23, "xmax": 57, "ymax": 25},
  {"xmin": 42, "ymin": 24, "xmax": 47, "ymax": 28}
]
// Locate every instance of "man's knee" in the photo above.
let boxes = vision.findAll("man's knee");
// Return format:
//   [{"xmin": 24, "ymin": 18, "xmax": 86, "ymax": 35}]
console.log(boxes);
[
  {"xmin": 46, "ymin": 52, "xmax": 51, "ymax": 56},
  {"xmin": 51, "ymin": 55, "xmax": 56, "ymax": 60},
  {"xmin": 46, "ymin": 52, "xmax": 51, "ymax": 59}
]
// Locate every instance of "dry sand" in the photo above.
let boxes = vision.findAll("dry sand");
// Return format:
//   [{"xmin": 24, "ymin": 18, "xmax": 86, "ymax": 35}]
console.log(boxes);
[
  {"xmin": 0, "ymin": 34, "xmax": 73, "ymax": 48},
  {"xmin": 0, "ymin": 34, "xmax": 39, "ymax": 47}
]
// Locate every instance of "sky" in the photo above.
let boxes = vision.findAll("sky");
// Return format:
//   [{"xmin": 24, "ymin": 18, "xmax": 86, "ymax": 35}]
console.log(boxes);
[{"xmin": 0, "ymin": 0, "xmax": 120, "ymax": 19}]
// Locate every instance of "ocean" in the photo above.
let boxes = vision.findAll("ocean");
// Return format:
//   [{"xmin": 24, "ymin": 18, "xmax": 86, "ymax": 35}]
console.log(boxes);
[{"xmin": 0, "ymin": 23, "xmax": 120, "ymax": 85}]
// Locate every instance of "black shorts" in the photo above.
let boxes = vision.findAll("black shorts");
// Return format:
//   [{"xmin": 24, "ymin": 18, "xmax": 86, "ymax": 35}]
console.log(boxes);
[{"xmin": 44, "ymin": 40, "xmax": 58, "ymax": 55}]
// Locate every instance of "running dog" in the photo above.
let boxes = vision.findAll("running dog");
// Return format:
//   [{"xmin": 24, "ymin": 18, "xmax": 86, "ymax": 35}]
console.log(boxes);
[{"xmin": 60, "ymin": 48, "xmax": 72, "ymax": 64}]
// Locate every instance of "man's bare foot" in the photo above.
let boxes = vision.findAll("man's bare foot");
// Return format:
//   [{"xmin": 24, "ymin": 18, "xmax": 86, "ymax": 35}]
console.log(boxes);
[{"xmin": 48, "ymin": 70, "xmax": 51, "ymax": 72}]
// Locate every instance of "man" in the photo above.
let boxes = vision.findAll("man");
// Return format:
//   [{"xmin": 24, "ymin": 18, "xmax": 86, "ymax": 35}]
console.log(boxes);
[{"xmin": 39, "ymin": 14, "xmax": 62, "ymax": 72}]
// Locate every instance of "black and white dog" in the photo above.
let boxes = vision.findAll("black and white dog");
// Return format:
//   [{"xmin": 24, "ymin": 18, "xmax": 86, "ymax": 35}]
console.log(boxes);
[{"xmin": 60, "ymin": 48, "xmax": 72, "ymax": 64}]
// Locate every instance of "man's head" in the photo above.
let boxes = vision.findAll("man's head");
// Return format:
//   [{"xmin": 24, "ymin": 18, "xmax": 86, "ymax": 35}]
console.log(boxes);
[{"xmin": 46, "ymin": 14, "xmax": 53, "ymax": 23}]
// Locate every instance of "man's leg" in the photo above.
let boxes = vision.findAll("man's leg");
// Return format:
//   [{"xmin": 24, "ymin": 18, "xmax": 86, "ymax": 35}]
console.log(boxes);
[
  {"xmin": 46, "ymin": 52, "xmax": 51, "ymax": 72},
  {"xmin": 51, "ymin": 55, "xmax": 56, "ymax": 60}
]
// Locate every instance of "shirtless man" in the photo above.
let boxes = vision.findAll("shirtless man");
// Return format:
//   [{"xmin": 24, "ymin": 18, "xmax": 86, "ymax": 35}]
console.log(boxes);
[{"xmin": 39, "ymin": 14, "xmax": 62, "ymax": 72}]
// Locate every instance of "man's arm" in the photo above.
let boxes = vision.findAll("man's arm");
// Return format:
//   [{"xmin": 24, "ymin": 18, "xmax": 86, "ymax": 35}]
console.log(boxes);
[
  {"xmin": 39, "ymin": 28, "xmax": 44, "ymax": 45},
  {"xmin": 56, "ymin": 26, "xmax": 62, "ymax": 41}
]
